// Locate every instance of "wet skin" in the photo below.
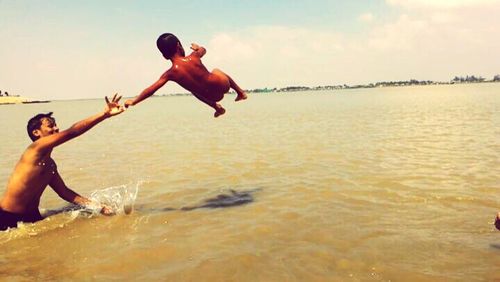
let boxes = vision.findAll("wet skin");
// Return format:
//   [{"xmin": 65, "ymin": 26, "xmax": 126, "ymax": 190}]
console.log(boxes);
[
  {"xmin": 125, "ymin": 42, "xmax": 247, "ymax": 117},
  {"xmin": 169, "ymin": 46, "xmax": 230, "ymax": 102},
  {"xmin": 0, "ymin": 118, "xmax": 60, "ymax": 214},
  {"xmin": 0, "ymin": 95, "xmax": 123, "ymax": 217}
]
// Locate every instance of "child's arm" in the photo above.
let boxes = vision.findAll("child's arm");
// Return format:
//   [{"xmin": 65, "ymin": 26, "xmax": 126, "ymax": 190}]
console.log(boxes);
[
  {"xmin": 125, "ymin": 72, "xmax": 169, "ymax": 108},
  {"xmin": 190, "ymin": 43, "xmax": 206, "ymax": 58}
]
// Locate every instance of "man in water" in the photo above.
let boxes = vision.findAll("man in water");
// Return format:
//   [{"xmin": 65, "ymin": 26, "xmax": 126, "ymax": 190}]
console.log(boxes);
[
  {"xmin": 496, "ymin": 212, "xmax": 500, "ymax": 231},
  {"xmin": 0, "ymin": 95, "xmax": 124, "ymax": 231}
]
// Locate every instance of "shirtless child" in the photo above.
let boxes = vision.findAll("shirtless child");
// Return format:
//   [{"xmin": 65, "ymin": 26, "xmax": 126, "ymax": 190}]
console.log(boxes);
[
  {"xmin": 125, "ymin": 33, "xmax": 247, "ymax": 117},
  {"xmin": 0, "ymin": 95, "xmax": 124, "ymax": 231}
]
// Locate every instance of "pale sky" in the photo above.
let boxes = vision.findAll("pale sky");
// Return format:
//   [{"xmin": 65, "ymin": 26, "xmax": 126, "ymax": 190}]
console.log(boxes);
[{"xmin": 1, "ymin": 0, "xmax": 499, "ymax": 100}]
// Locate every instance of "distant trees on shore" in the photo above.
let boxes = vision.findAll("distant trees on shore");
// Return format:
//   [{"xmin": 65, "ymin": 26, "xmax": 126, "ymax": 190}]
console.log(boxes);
[
  {"xmin": 248, "ymin": 74, "xmax": 500, "ymax": 93},
  {"xmin": 452, "ymin": 75, "xmax": 485, "ymax": 83},
  {"xmin": 451, "ymin": 74, "xmax": 500, "ymax": 83}
]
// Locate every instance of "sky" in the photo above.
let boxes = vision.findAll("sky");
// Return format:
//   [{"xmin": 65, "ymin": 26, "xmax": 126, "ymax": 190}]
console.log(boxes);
[{"xmin": 1, "ymin": 0, "xmax": 499, "ymax": 100}]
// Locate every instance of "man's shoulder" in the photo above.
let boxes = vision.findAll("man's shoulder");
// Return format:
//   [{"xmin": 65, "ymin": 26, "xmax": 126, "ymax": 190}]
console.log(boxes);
[
  {"xmin": 20, "ymin": 142, "xmax": 45, "ymax": 162},
  {"xmin": 23, "ymin": 142, "xmax": 37, "ymax": 155}
]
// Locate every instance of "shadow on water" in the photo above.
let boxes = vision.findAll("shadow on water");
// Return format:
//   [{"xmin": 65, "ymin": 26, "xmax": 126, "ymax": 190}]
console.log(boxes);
[
  {"xmin": 490, "ymin": 244, "xmax": 500, "ymax": 250},
  {"xmin": 157, "ymin": 188, "xmax": 260, "ymax": 212},
  {"xmin": 180, "ymin": 188, "xmax": 259, "ymax": 211}
]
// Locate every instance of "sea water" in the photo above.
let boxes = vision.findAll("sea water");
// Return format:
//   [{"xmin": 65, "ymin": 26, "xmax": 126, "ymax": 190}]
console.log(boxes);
[{"xmin": 0, "ymin": 84, "xmax": 499, "ymax": 281}]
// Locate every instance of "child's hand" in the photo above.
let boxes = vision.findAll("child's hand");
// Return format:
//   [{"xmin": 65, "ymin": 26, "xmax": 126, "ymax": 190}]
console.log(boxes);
[
  {"xmin": 190, "ymin": 43, "xmax": 200, "ymax": 51},
  {"xmin": 190, "ymin": 43, "xmax": 206, "ymax": 57},
  {"xmin": 124, "ymin": 99, "xmax": 134, "ymax": 108}
]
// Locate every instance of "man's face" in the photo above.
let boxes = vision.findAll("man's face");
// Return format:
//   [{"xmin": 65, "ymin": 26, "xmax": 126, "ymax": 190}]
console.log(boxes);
[{"xmin": 33, "ymin": 117, "xmax": 59, "ymax": 139}]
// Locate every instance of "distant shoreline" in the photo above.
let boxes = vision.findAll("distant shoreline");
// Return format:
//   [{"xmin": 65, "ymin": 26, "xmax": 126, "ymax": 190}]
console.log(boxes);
[
  {"xmin": 2, "ymin": 80, "xmax": 498, "ymax": 103},
  {"xmin": 245, "ymin": 79, "xmax": 500, "ymax": 94},
  {"xmin": 164, "ymin": 80, "xmax": 500, "ymax": 97},
  {"xmin": 0, "ymin": 96, "xmax": 50, "ymax": 105}
]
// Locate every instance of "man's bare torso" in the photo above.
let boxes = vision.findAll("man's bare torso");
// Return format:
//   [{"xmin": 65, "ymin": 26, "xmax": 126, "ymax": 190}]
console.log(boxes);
[{"xmin": 0, "ymin": 147, "xmax": 56, "ymax": 214}]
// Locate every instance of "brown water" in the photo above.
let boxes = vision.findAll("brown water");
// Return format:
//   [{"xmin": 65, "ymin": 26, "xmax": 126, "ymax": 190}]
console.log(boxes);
[{"xmin": 0, "ymin": 84, "xmax": 499, "ymax": 281}]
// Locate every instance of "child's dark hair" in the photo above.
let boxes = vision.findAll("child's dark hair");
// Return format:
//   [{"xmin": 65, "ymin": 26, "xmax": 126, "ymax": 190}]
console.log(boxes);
[
  {"xmin": 27, "ymin": 112, "xmax": 54, "ymax": 141},
  {"xmin": 156, "ymin": 33, "xmax": 180, "ymax": 59}
]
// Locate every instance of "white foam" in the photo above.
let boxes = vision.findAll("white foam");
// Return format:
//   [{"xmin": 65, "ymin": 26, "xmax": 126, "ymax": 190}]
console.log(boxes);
[{"xmin": 88, "ymin": 182, "xmax": 139, "ymax": 215}]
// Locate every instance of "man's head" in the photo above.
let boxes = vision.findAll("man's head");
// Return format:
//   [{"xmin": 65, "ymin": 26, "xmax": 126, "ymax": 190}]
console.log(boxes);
[
  {"xmin": 27, "ymin": 112, "xmax": 59, "ymax": 141},
  {"xmin": 156, "ymin": 33, "xmax": 184, "ymax": 59}
]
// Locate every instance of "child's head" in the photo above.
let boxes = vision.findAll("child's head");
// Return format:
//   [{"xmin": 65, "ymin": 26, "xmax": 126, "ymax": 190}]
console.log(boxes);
[
  {"xmin": 27, "ymin": 112, "xmax": 57, "ymax": 141},
  {"xmin": 157, "ymin": 33, "xmax": 183, "ymax": 59}
]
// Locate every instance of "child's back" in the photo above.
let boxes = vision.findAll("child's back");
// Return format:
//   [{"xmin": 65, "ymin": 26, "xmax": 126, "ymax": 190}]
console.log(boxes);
[{"xmin": 166, "ymin": 52, "xmax": 230, "ymax": 102}]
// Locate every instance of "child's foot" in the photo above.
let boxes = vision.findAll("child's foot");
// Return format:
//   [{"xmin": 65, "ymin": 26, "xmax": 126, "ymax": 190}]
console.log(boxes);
[
  {"xmin": 214, "ymin": 105, "xmax": 226, "ymax": 118},
  {"xmin": 495, "ymin": 212, "xmax": 500, "ymax": 231},
  {"xmin": 235, "ymin": 91, "xmax": 247, "ymax": 102}
]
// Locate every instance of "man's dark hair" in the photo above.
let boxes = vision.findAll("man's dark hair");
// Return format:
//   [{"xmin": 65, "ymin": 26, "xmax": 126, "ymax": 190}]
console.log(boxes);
[
  {"xmin": 156, "ymin": 33, "xmax": 180, "ymax": 59},
  {"xmin": 27, "ymin": 112, "xmax": 54, "ymax": 141}
]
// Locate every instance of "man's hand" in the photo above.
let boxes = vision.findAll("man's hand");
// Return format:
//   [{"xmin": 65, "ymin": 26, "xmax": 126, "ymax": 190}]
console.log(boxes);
[
  {"xmin": 100, "ymin": 204, "xmax": 115, "ymax": 216},
  {"xmin": 124, "ymin": 99, "xmax": 134, "ymax": 108},
  {"xmin": 105, "ymin": 94, "xmax": 125, "ymax": 116}
]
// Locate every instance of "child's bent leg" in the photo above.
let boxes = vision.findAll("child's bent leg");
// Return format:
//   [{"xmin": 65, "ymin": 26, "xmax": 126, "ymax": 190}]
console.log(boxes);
[
  {"xmin": 213, "ymin": 105, "xmax": 226, "ymax": 117},
  {"xmin": 192, "ymin": 92, "xmax": 226, "ymax": 118},
  {"xmin": 229, "ymin": 75, "xmax": 248, "ymax": 101},
  {"xmin": 213, "ymin": 69, "xmax": 247, "ymax": 101}
]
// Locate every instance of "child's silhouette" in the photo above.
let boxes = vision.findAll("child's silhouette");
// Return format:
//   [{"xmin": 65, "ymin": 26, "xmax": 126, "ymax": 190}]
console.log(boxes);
[{"xmin": 125, "ymin": 33, "xmax": 247, "ymax": 117}]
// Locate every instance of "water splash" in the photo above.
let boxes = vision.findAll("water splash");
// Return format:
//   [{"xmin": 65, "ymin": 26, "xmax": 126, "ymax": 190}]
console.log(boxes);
[
  {"xmin": 89, "ymin": 182, "xmax": 140, "ymax": 215},
  {"xmin": 0, "ymin": 182, "xmax": 143, "ymax": 244}
]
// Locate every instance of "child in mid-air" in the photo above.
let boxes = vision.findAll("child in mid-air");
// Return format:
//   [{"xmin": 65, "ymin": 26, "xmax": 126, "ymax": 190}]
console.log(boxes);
[{"xmin": 125, "ymin": 33, "xmax": 247, "ymax": 117}]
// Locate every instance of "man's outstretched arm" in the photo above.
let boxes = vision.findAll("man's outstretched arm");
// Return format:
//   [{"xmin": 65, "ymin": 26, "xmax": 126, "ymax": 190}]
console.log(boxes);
[{"xmin": 33, "ymin": 95, "xmax": 124, "ymax": 154}]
